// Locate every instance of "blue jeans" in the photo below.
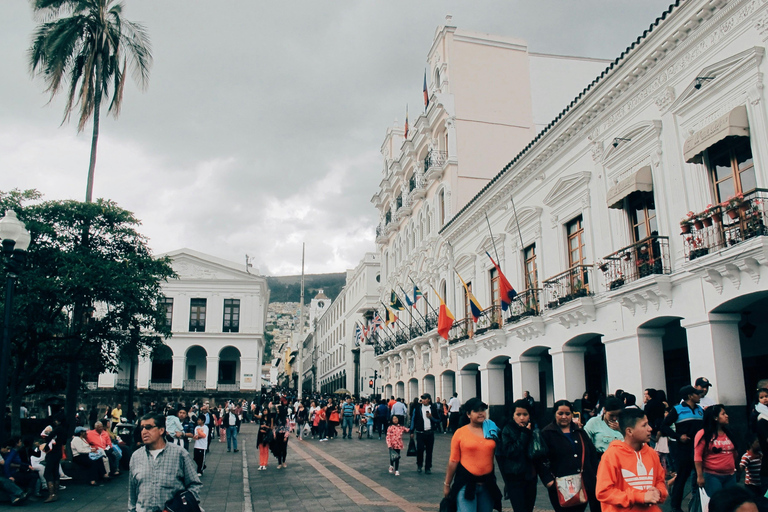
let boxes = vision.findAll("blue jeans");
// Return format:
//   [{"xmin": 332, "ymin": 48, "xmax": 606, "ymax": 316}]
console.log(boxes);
[
  {"xmin": 457, "ymin": 483, "xmax": 494, "ymax": 512},
  {"xmin": 703, "ymin": 472, "xmax": 737, "ymax": 497},
  {"xmin": 342, "ymin": 417, "xmax": 354, "ymax": 437},
  {"xmin": 227, "ymin": 426, "xmax": 238, "ymax": 451}
]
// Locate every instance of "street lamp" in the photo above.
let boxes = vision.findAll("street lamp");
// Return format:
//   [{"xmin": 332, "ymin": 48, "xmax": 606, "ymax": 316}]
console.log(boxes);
[{"xmin": 0, "ymin": 210, "xmax": 30, "ymax": 443}]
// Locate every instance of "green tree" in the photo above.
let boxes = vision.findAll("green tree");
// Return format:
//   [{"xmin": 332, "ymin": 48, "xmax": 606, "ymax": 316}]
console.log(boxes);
[
  {"xmin": 28, "ymin": 0, "xmax": 152, "ymax": 202},
  {"xmin": 0, "ymin": 191, "xmax": 174, "ymax": 434}
]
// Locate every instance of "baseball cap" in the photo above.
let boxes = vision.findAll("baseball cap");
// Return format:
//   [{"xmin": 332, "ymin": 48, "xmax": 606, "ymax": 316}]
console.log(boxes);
[
  {"xmin": 420, "ymin": 393, "xmax": 432, "ymax": 400},
  {"xmin": 74, "ymin": 426, "xmax": 87, "ymax": 434},
  {"xmin": 695, "ymin": 377, "xmax": 712, "ymax": 388},
  {"xmin": 680, "ymin": 385, "xmax": 700, "ymax": 398}
]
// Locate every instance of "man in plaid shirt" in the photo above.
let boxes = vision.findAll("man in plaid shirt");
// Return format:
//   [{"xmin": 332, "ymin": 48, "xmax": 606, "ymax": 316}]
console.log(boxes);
[{"xmin": 129, "ymin": 412, "xmax": 202, "ymax": 512}]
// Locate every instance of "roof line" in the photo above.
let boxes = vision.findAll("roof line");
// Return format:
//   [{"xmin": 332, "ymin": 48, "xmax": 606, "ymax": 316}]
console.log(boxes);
[{"xmin": 439, "ymin": 1, "xmax": 680, "ymax": 234}]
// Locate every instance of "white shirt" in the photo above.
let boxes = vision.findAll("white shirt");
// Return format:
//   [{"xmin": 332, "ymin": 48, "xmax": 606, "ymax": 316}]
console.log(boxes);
[
  {"xmin": 700, "ymin": 395, "xmax": 716, "ymax": 409},
  {"xmin": 194, "ymin": 425, "xmax": 209, "ymax": 450},
  {"xmin": 448, "ymin": 397, "xmax": 461, "ymax": 413},
  {"xmin": 421, "ymin": 405, "xmax": 432, "ymax": 431}
]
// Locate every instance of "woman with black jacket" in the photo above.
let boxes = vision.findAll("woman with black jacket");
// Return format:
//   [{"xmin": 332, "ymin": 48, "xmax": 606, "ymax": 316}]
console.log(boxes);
[
  {"xmin": 536, "ymin": 400, "xmax": 600, "ymax": 512},
  {"xmin": 497, "ymin": 399, "xmax": 539, "ymax": 512}
]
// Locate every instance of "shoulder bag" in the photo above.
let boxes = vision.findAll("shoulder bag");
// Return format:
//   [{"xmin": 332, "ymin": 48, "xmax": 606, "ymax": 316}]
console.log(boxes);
[
  {"xmin": 164, "ymin": 490, "xmax": 201, "ymax": 512},
  {"xmin": 406, "ymin": 438, "xmax": 417, "ymax": 457},
  {"xmin": 554, "ymin": 433, "xmax": 588, "ymax": 508}
]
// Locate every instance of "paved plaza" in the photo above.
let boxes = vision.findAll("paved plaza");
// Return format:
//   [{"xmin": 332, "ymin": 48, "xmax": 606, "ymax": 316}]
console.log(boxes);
[{"xmin": 16, "ymin": 423, "xmax": 689, "ymax": 512}]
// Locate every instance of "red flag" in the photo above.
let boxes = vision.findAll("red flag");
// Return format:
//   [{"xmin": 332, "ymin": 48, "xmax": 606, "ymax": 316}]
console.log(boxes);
[
  {"xmin": 486, "ymin": 252, "xmax": 517, "ymax": 311},
  {"xmin": 434, "ymin": 290, "xmax": 455, "ymax": 340}
]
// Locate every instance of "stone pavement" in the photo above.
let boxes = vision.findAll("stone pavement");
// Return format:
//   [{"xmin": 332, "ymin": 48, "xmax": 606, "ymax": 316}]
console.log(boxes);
[{"xmin": 15, "ymin": 423, "xmax": 686, "ymax": 512}]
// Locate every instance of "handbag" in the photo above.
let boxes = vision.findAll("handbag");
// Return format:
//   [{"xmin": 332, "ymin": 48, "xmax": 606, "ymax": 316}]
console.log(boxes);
[
  {"xmin": 554, "ymin": 433, "xmax": 588, "ymax": 507},
  {"xmin": 164, "ymin": 489, "xmax": 201, "ymax": 512},
  {"xmin": 528, "ymin": 428, "xmax": 548, "ymax": 460},
  {"xmin": 439, "ymin": 495, "xmax": 457, "ymax": 512},
  {"xmin": 406, "ymin": 438, "xmax": 417, "ymax": 457}
]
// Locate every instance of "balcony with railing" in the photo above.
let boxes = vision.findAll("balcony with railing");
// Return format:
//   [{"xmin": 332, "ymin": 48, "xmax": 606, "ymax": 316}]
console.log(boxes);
[
  {"xmin": 504, "ymin": 289, "xmax": 541, "ymax": 323},
  {"xmin": 115, "ymin": 379, "xmax": 138, "ymax": 390},
  {"xmin": 217, "ymin": 381, "xmax": 241, "ymax": 392},
  {"xmin": 598, "ymin": 235, "xmax": 671, "ymax": 290},
  {"xmin": 681, "ymin": 189, "xmax": 768, "ymax": 260},
  {"xmin": 184, "ymin": 379, "xmax": 206, "ymax": 391},
  {"xmin": 372, "ymin": 313, "xmax": 438, "ymax": 355},
  {"xmin": 149, "ymin": 380, "xmax": 172, "ymax": 391},
  {"xmin": 542, "ymin": 265, "xmax": 594, "ymax": 309},
  {"xmin": 425, "ymin": 150, "xmax": 448, "ymax": 181}
]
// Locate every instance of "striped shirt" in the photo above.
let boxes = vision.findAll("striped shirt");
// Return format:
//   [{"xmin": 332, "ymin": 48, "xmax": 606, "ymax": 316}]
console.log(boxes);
[{"xmin": 740, "ymin": 451, "xmax": 762, "ymax": 487}]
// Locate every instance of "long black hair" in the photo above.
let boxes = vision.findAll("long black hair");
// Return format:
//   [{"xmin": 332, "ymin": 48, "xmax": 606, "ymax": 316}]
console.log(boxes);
[{"xmin": 701, "ymin": 404, "xmax": 735, "ymax": 454}]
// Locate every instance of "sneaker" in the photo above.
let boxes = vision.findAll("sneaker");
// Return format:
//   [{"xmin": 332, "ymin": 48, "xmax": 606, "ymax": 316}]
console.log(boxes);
[
  {"xmin": 417, "ymin": 467, "xmax": 422, "ymax": 474},
  {"xmin": 60, "ymin": 475, "xmax": 73, "ymax": 481},
  {"xmin": 58, "ymin": 485, "xmax": 66, "ymax": 490},
  {"xmin": 227, "ymin": 449, "xmax": 231, "ymax": 452},
  {"xmin": 389, "ymin": 466, "xmax": 394, "ymax": 473},
  {"xmin": 319, "ymin": 438, "xmax": 328, "ymax": 442},
  {"xmin": 395, "ymin": 471, "xmax": 400, "ymax": 476},
  {"xmin": 234, "ymin": 449, "xmax": 239, "ymax": 453},
  {"xmin": 425, "ymin": 469, "xmax": 432, "ymax": 474},
  {"xmin": 197, "ymin": 473, "xmax": 202, "ymax": 477}
]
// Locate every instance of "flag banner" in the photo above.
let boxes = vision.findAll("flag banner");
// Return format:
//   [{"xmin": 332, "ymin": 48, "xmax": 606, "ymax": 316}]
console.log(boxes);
[
  {"xmin": 404, "ymin": 292, "xmax": 414, "ymax": 307},
  {"xmin": 386, "ymin": 308, "xmax": 398, "ymax": 325},
  {"xmin": 456, "ymin": 272, "xmax": 483, "ymax": 322},
  {"xmin": 372, "ymin": 312, "xmax": 384, "ymax": 330},
  {"xmin": 434, "ymin": 290, "xmax": 454, "ymax": 340},
  {"xmin": 390, "ymin": 290, "xmax": 405, "ymax": 311},
  {"xmin": 354, "ymin": 323, "xmax": 363, "ymax": 346},
  {"xmin": 362, "ymin": 323, "xmax": 369, "ymax": 342},
  {"xmin": 404, "ymin": 105, "xmax": 409, "ymax": 139},
  {"xmin": 486, "ymin": 252, "xmax": 517, "ymax": 311},
  {"xmin": 412, "ymin": 285, "xmax": 423, "ymax": 306},
  {"xmin": 423, "ymin": 70, "xmax": 429, "ymax": 110}
]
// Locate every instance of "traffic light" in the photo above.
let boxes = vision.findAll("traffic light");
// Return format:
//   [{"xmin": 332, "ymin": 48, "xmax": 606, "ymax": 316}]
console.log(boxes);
[
  {"xmin": 369, "ymin": 379, "xmax": 374, "ymax": 388},
  {"xmin": 374, "ymin": 370, "xmax": 378, "ymax": 379}
]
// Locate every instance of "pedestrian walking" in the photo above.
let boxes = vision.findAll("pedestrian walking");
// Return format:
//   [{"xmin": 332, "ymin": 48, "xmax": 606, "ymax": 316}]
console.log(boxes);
[
  {"xmin": 595, "ymin": 408, "xmax": 667, "ymax": 512},
  {"xmin": 448, "ymin": 393, "xmax": 461, "ymax": 433},
  {"xmin": 537, "ymin": 399, "xmax": 600, "ymax": 512},
  {"xmin": 341, "ymin": 397, "xmax": 355, "ymax": 439},
  {"xmin": 166, "ymin": 409, "xmax": 185, "ymax": 447},
  {"xmin": 739, "ymin": 435, "xmax": 762, "ymax": 500},
  {"xmin": 41, "ymin": 413, "xmax": 65, "ymax": 503},
  {"xmin": 129, "ymin": 412, "xmax": 201, "ymax": 512},
  {"xmin": 257, "ymin": 422, "xmax": 271, "ymax": 470},
  {"xmin": 694, "ymin": 404, "xmax": 738, "ymax": 496},
  {"xmin": 192, "ymin": 415, "xmax": 208, "ymax": 476},
  {"xmin": 391, "ymin": 398, "xmax": 407, "ymax": 427},
  {"xmin": 662, "ymin": 385, "xmax": 704, "ymax": 512},
  {"xmin": 443, "ymin": 398, "xmax": 502, "ymax": 512},
  {"xmin": 271, "ymin": 406, "xmax": 290, "ymax": 468},
  {"xmin": 410, "ymin": 393, "xmax": 440, "ymax": 474},
  {"xmin": 498, "ymin": 399, "xmax": 540, "ymax": 512},
  {"xmin": 584, "ymin": 395, "xmax": 625, "ymax": 460},
  {"xmin": 374, "ymin": 400, "xmax": 389, "ymax": 440},
  {"xmin": 386, "ymin": 416, "xmax": 409, "ymax": 476},
  {"xmin": 223, "ymin": 404, "xmax": 241, "ymax": 453}
]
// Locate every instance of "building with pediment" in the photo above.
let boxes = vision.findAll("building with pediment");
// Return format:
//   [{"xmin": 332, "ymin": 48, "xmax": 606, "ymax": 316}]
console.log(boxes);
[
  {"xmin": 372, "ymin": 0, "xmax": 768, "ymax": 423},
  {"xmin": 97, "ymin": 248, "xmax": 269, "ymax": 395}
]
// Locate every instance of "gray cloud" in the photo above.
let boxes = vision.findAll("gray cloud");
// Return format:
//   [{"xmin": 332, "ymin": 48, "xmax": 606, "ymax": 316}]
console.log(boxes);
[{"xmin": 0, "ymin": 0, "xmax": 672, "ymax": 274}]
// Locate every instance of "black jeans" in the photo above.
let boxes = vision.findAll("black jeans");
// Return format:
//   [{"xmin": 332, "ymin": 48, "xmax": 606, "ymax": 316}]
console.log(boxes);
[
  {"xmin": 415, "ymin": 431, "xmax": 434, "ymax": 471},
  {"xmin": 73, "ymin": 454, "xmax": 102, "ymax": 482},
  {"xmin": 504, "ymin": 476, "xmax": 537, "ymax": 512},
  {"xmin": 671, "ymin": 454, "xmax": 697, "ymax": 510}
]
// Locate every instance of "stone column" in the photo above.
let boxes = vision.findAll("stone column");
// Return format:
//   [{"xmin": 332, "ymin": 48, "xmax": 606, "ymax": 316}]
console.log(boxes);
[
  {"xmin": 480, "ymin": 363, "xmax": 506, "ymax": 406},
  {"xmin": 241, "ymin": 357, "xmax": 259, "ymax": 390},
  {"xmin": 171, "ymin": 355, "xmax": 185, "ymax": 390},
  {"xmin": 682, "ymin": 314, "xmax": 746, "ymax": 405},
  {"xmin": 511, "ymin": 357, "xmax": 539, "ymax": 402},
  {"xmin": 551, "ymin": 347, "xmax": 586, "ymax": 402},
  {"xmin": 137, "ymin": 355, "xmax": 151, "ymax": 390},
  {"xmin": 206, "ymin": 356, "xmax": 220, "ymax": 390},
  {"xmin": 603, "ymin": 330, "xmax": 666, "ymax": 395},
  {"xmin": 98, "ymin": 372, "xmax": 117, "ymax": 389},
  {"xmin": 458, "ymin": 369, "xmax": 478, "ymax": 403}
]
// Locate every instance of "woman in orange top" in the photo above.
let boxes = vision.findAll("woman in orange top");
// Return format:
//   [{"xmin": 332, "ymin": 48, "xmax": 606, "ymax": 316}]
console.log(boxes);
[{"xmin": 443, "ymin": 398, "xmax": 502, "ymax": 512}]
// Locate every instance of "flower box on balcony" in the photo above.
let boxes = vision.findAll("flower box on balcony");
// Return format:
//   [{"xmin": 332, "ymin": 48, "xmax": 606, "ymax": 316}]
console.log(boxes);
[
  {"xmin": 689, "ymin": 247, "xmax": 709, "ymax": 261},
  {"xmin": 609, "ymin": 278, "xmax": 625, "ymax": 290}
]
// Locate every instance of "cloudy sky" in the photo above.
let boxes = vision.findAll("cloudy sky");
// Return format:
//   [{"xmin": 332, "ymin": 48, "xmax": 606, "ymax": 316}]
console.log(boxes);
[{"xmin": 0, "ymin": 1, "xmax": 673, "ymax": 275}]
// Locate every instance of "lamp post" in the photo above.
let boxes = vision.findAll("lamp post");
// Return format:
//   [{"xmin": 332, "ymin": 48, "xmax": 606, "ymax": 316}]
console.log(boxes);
[{"xmin": 0, "ymin": 210, "xmax": 30, "ymax": 443}]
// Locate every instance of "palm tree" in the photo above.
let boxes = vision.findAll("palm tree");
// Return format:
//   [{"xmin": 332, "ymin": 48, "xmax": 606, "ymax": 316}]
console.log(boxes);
[{"xmin": 29, "ymin": 0, "xmax": 152, "ymax": 203}]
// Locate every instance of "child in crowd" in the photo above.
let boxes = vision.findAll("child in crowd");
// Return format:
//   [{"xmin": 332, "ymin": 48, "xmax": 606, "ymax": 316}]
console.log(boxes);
[
  {"xmin": 596, "ymin": 408, "xmax": 667, "ymax": 512},
  {"xmin": 257, "ymin": 422, "xmax": 271, "ymax": 471},
  {"xmin": 739, "ymin": 435, "xmax": 762, "ymax": 499},
  {"xmin": 385, "ymin": 415, "xmax": 409, "ymax": 476},
  {"xmin": 193, "ymin": 415, "xmax": 209, "ymax": 477}
]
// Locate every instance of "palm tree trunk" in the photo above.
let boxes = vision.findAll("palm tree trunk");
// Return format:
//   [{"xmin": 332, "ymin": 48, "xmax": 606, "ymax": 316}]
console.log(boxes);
[{"xmin": 85, "ymin": 54, "xmax": 103, "ymax": 203}]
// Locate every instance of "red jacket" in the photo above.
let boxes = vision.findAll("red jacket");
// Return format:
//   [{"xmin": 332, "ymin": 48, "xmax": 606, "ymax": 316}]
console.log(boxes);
[{"xmin": 596, "ymin": 441, "xmax": 667, "ymax": 512}]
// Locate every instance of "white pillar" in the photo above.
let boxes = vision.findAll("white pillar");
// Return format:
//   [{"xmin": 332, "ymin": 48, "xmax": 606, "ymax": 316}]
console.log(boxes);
[
  {"xmin": 98, "ymin": 372, "xmax": 116, "ymax": 388},
  {"xmin": 241, "ymin": 357, "xmax": 259, "ymax": 390},
  {"xmin": 206, "ymin": 356, "xmax": 220, "ymax": 390},
  {"xmin": 137, "ymin": 355, "xmax": 151, "ymax": 389},
  {"xmin": 682, "ymin": 314, "xmax": 746, "ymax": 405},
  {"xmin": 511, "ymin": 357, "xmax": 539, "ymax": 402},
  {"xmin": 480, "ymin": 363, "xmax": 506, "ymax": 406},
  {"xmin": 441, "ymin": 373, "xmax": 456, "ymax": 398},
  {"xmin": 171, "ymin": 355, "xmax": 185, "ymax": 390},
  {"xmin": 458, "ymin": 369, "xmax": 478, "ymax": 403},
  {"xmin": 604, "ymin": 330, "xmax": 667, "ymax": 397},
  {"xmin": 551, "ymin": 347, "xmax": 586, "ymax": 402}
]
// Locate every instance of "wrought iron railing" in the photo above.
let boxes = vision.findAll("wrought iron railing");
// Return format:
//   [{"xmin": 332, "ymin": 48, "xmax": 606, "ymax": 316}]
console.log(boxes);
[
  {"xmin": 372, "ymin": 313, "xmax": 439, "ymax": 355},
  {"xmin": 184, "ymin": 379, "xmax": 206, "ymax": 391},
  {"xmin": 504, "ymin": 289, "xmax": 541, "ymax": 322},
  {"xmin": 217, "ymin": 382, "xmax": 240, "ymax": 392},
  {"xmin": 542, "ymin": 265, "xmax": 593, "ymax": 309},
  {"xmin": 474, "ymin": 305, "xmax": 502, "ymax": 335},
  {"xmin": 84, "ymin": 381, "xmax": 98, "ymax": 390},
  {"xmin": 681, "ymin": 189, "xmax": 768, "ymax": 260},
  {"xmin": 448, "ymin": 318, "xmax": 472, "ymax": 344},
  {"xmin": 598, "ymin": 235, "xmax": 670, "ymax": 290},
  {"xmin": 149, "ymin": 381, "xmax": 172, "ymax": 391},
  {"xmin": 425, "ymin": 150, "xmax": 447, "ymax": 171},
  {"xmin": 115, "ymin": 379, "xmax": 137, "ymax": 390}
]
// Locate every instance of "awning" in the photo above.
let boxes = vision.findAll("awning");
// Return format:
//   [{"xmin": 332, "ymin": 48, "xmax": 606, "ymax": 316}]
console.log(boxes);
[
  {"xmin": 684, "ymin": 105, "xmax": 749, "ymax": 164},
  {"xmin": 607, "ymin": 166, "xmax": 653, "ymax": 209}
]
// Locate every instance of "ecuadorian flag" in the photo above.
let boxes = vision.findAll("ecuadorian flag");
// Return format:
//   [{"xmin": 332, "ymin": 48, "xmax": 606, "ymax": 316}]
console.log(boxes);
[
  {"xmin": 434, "ymin": 290, "xmax": 454, "ymax": 340},
  {"xmin": 486, "ymin": 252, "xmax": 517, "ymax": 311},
  {"xmin": 456, "ymin": 272, "xmax": 483, "ymax": 322}
]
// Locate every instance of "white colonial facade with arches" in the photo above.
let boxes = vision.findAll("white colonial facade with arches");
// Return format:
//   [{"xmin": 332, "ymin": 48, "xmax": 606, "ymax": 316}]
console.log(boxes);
[
  {"xmin": 372, "ymin": 0, "xmax": 768, "ymax": 425},
  {"xmin": 97, "ymin": 248, "xmax": 269, "ymax": 393}
]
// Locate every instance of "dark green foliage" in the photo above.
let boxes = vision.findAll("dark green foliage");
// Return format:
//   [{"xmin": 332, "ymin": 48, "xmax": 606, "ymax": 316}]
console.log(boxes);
[{"xmin": 266, "ymin": 273, "xmax": 346, "ymax": 303}]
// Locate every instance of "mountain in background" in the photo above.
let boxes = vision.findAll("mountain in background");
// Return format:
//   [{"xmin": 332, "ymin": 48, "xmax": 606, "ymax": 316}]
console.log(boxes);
[{"xmin": 266, "ymin": 273, "xmax": 346, "ymax": 303}]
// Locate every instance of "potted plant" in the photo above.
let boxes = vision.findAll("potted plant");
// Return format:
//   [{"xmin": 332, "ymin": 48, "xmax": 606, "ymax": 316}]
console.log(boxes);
[
  {"xmin": 700, "ymin": 210, "xmax": 713, "ymax": 228},
  {"xmin": 681, "ymin": 211, "xmax": 696, "ymax": 233},
  {"xmin": 609, "ymin": 273, "xmax": 625, "ymax": 290},
  {"xmin": 706, "ymin": 204, "xmax": 722, "ymax": 224},
  {"xmin": 722, "ymin": 193, "xmax": 744, "ymax": 220},
  {"xmin": 597, "ymin": 259, "xmax": 609, "ymax": 273}
]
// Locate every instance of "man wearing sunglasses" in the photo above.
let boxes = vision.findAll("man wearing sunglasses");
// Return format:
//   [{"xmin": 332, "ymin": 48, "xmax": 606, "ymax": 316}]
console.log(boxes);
[{"xmin": 129, "ymin": 413, "xmax": 201, "ymax": 512}]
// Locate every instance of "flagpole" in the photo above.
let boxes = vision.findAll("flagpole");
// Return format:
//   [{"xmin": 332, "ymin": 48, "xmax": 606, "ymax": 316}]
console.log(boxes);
[
  {"xmin": 398, "ymin": 285, "xmax": 427, "ymax": 323},
  {"xmin": 507, "ymin": 194, "xmax": 539, "ymax": 311},
  {"xmin": 297, "ymin": 242, "xmax": 305, "ymax": 399},
  {"xmin": 484, "ymin": 212, "xmax": 502, "ymax": 265},
  {"xmin": 409, "ymin": 276, "xmax": 439, "ymax": 317},
  {"xmin": 391, "ymin": 289, "xmax": 412, "ymax": 325}
]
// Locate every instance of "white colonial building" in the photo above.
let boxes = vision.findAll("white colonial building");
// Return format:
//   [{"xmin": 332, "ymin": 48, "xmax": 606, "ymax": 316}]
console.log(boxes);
[
  {"xmin": 98, "ymin": 248, "xmax": 269, "ymax": 394},
  {"xmin": 312, "ymin": 253, "xmax": 381, "ymax": 396},
  {"xmin": 373, "ymin": 0, "xmax": 768, "ymax": 424}
]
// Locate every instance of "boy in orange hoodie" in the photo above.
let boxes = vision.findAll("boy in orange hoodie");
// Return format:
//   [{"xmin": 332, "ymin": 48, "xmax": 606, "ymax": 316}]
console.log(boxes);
[{"xmin": 596, "ymin": 408, "xmax": 667, "ymax": 512}]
